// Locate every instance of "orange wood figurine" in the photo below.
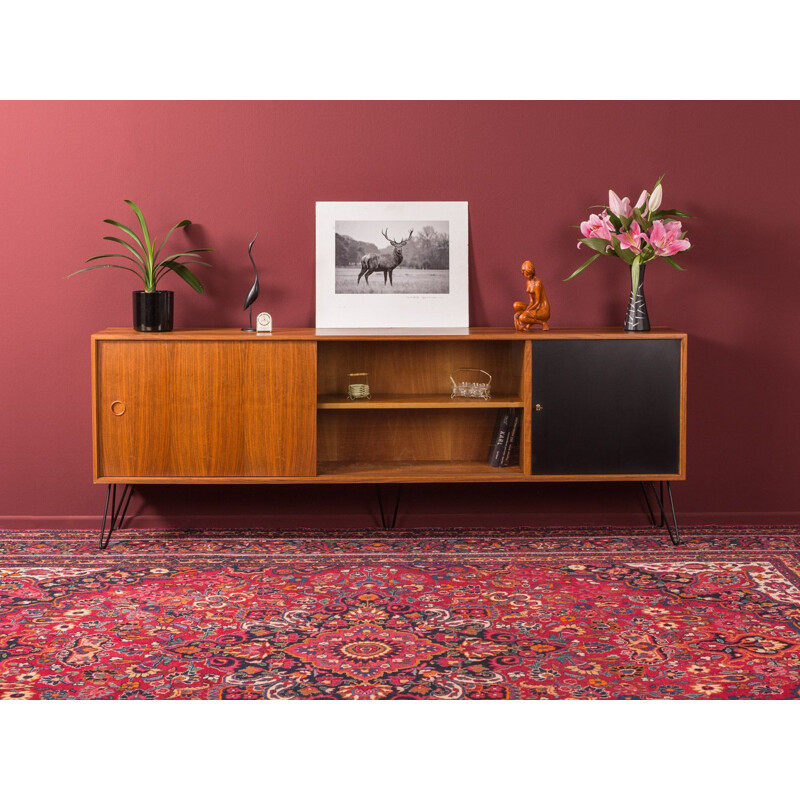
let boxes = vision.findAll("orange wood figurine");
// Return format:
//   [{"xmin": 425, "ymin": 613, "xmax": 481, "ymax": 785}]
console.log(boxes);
[{"xmin": 513, "ymin": 260, "xmax": 550, "ymax": 332}]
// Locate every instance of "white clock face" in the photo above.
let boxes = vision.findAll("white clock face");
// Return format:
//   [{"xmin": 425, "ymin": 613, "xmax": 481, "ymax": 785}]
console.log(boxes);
[{"xmin": 256, "ymin": 312, "xmax": 272, "ymax": 332}]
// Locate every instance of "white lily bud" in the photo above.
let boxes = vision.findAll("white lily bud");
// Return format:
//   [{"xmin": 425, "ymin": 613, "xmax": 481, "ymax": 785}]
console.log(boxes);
[
  {"xmin": 635, "ymin": 190, "xmax": 649, "ymax": 211},
  {"xmin": 649, "ymin": 183, "xmax": 663, "ymax": 214},
  {"xmin": 608, "ymin": 190, "xmax": 624, "ymax": 217}
]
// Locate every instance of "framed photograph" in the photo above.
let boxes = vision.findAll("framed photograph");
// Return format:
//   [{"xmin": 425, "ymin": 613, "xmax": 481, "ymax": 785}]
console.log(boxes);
[{"xmin": 316, "ymin": 201, "xmax": 469, "ymax": 329}]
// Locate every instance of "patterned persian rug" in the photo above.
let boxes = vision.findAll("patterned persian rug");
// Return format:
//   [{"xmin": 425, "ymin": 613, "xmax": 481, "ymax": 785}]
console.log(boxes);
[{"xmin": 1, "ymin": 527, "xmax": 799, "ymax": 700}]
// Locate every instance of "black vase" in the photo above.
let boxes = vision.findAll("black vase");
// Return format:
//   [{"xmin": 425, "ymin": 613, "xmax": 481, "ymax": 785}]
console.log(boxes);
[
  {"xmin": 133, "ymin": 290, "xmax": 174, "ymax": 332},
  {"xmin": 623, "ymin": 263, "xmax": 650, "ymax": 332}
]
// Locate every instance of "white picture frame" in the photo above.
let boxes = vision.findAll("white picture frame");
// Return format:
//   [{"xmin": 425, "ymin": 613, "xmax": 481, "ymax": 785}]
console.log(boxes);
[{"xmin": 316, "ymin": 201, "xmax": 469, "ymax": 329}]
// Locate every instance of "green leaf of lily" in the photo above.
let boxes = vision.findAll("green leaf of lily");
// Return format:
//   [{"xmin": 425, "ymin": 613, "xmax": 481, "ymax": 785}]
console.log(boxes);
[
  {"xmin": 632, "ymin": 208, "xmax": 648, "ymax": 229},
  {"xmin": 652, "ymin": 208, "xmax": 692, "ymax": 219},
  {"xmin": 611, "ymin": 237, "xmax": 636, "ymax": 265},
  {"xmin": 564, "ymin": 252, "xmax": 602, "ymax": 281},
  {"xmin": 630, "ymin": 254, "xmax": 641, "ymax": 295},
  {"xmin": 664, "ymin": 256, "xmax": 687, "ymax": 271},
  {"xmin": 579, "ymin": 237, "xmax": 612, "ymax": 255}
]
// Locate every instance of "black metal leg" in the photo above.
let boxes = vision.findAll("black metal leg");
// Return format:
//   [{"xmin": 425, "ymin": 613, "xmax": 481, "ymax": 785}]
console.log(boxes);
[
  {"xmin": 99, "ymin": 484, "xmax": 133, "ymax": 550},
  {"xmin": 99, "ymin": 484, "xmax": 115, "ymax": 549},
  {"xmin": 377, "ymin": 484, "xmax": 402, "ymax": 529},
  {"xmin": 643, "ymin": 480, "xmax": 681, "ymax": 545},
  {"xmin": 116, "ymin": 484, "xmax": 135, "ymax": 530},
  {"xmin": 640, "ymin": 482, "xmax": 658, "ymax": 527},
  {"xmin": 665, "ymin": 482, "xmax": 680, "ymax": 545}
]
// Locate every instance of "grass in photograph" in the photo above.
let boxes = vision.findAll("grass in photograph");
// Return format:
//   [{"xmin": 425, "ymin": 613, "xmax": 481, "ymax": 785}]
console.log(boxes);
[{"xmin": 335, "ymin": 266, "xmax": 449, "ymax": 295}]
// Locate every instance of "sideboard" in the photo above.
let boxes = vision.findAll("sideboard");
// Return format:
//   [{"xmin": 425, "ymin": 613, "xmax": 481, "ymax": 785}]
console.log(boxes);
[{"xmin": 91, "ymin": 327, "xmax": 687, "ymax": 546}]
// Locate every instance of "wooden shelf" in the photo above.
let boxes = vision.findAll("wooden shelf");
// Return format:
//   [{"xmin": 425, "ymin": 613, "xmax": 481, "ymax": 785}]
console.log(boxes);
[
  {"xmin": 317, "ymin": 460, "xmax": 523, "ymax": 481},
  {"xmin": 317, "ymin": 393, "xmax": 524, "ymax": 409}
]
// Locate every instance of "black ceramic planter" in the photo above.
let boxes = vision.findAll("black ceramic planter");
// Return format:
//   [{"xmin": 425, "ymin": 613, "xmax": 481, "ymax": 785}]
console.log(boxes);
[{"xmin": 133, "ymin": 290, "xmax": 174, "ymax": 332}]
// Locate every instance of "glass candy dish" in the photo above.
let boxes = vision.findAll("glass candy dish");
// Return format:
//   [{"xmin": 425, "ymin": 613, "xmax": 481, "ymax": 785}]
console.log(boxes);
[{"xmin": 450, "ymin": 368, "xmax": 492, "ymax": 400}]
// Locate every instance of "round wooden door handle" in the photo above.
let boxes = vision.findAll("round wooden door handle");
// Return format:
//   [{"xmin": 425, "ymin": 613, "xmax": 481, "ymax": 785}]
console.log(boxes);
[{"xmin": 110, "ymin": 400, "xmax": 126, "ymax": 416}]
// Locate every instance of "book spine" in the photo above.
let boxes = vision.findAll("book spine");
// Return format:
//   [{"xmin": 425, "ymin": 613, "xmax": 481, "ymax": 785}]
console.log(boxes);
[
  {"xmin": 489, "ymin": 409, "xmax": 512, "ymax": 467},
  {"xmin": 508, "ymin": 426, "xmax": 521, "ymax": 467},
  {"xmin": 501, "ymin": 409, "xmax": 520, "ymax": 467},
  {"xmin": 487, "ymin": 409, "xmax": 505, "ymax": 464}
]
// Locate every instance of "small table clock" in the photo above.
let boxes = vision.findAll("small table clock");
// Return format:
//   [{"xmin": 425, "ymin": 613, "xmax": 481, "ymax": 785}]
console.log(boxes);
[{"xmin": 256, "ymin": 312, "xmax": 273, "ymax": 333}]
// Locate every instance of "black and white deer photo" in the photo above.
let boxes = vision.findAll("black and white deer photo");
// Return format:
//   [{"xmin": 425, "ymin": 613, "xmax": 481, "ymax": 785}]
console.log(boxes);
[{"xmin": 335, "ymin": 220, "xmax": 450, "ymax": 294}]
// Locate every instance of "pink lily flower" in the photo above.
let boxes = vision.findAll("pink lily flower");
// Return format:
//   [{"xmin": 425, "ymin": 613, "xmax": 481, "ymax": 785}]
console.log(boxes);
[
  {"xmin": 635, "ymin": 190, "xmax": 649, "ymax": 211},
  {"xmin": 647, "ymin": 220, "xmax": 691, "ymax": 257},
  {"xmin": 578, "ymin": 211, "xmax": 615, "ymax": 249},
  {"xmin": 609, "ymin": 190, "xmax": 633, "ymax": 219},
  {"xmin": 617, "ymin": 220, "xmax": 647, "ymax": 254}
]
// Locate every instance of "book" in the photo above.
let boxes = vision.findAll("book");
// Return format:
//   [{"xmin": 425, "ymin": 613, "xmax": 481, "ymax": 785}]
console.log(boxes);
[
  {"xmin": 488, "ymin": 408, "xmax": 513, "ymax": 467},
  {"xmin": 500, "ymin": 409, "xmax": 521, "ymax": 467},
  {"xmin": 487, "ymin": 409, "xmax": 505, "ymax": 462}
]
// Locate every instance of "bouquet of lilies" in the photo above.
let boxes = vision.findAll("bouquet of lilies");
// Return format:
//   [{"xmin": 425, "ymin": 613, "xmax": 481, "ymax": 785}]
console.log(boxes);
[{"xmin": 567, "ymin": 177, "xmax": 691, "ymax": 292}]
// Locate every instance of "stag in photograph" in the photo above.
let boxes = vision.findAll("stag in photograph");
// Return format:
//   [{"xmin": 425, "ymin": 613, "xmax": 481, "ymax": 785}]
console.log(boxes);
[{"xmin": 357, "ymin": 228, "xmax": 413, "ymax": 287}]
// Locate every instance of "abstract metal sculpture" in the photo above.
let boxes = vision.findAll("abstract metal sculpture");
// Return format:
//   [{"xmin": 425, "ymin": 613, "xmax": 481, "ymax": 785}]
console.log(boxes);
[{"xmin": 242, "ymin": 233, "xmax": 260, "ymax": 332}]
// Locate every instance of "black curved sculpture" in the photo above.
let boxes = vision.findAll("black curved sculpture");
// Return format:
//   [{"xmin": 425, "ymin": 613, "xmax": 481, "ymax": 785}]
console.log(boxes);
[{"xmin": 242, "ymin": 232, "xmax": 259, "ymax": 332}]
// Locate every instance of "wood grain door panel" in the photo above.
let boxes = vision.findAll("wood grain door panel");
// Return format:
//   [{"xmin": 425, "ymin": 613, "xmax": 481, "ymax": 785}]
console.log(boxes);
[{"xmin": 95, "ymin": 341, "xmax": 316, "ymax": 479}]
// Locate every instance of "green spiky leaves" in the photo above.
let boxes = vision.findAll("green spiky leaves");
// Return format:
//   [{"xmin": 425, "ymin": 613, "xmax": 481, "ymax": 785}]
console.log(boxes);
[{"xmin": 69, "ymin": 200, "xmax": 213, "ymax": 293}]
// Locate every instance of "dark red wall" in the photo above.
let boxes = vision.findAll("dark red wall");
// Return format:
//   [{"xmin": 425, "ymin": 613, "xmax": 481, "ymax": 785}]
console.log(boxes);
[{"xmin": 2, "ymin": 101, "xmax": 799, "ymax": 528}]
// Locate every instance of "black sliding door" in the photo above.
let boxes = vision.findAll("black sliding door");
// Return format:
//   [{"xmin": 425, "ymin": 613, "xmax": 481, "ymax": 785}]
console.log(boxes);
[{"xmin": 531, "ymin": 339, "xmax": 682, "ymax": 475}]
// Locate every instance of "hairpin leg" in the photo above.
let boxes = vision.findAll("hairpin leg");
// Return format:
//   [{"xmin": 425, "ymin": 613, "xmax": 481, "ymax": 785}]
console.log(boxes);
[
  {"xmin": 377, "ymin": 484, "xmax": 402, "ymax": 529},
  {"xmin": 99, "ymin": 483, "xmax": 134, "ymax": 549},
  {"xmin": 642, "ymin": 481, "xmax": 680, "ymax": 545},
  {"xmin": 117, "ymin": 485, "xmax": 135, "ymax": 530},
  {"xmin": 640, "ymin": 482, "xmax": 658, "ymax": 527},
  {"xmin": 665, "ymin": 482, "xmax": 680, "ymax": 545}
]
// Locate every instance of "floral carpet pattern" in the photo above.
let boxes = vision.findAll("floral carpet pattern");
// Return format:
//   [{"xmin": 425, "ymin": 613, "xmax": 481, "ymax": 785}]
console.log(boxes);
[{"xmin": 1, "ymin": 527, "xmax": 800, "ymax": 699}]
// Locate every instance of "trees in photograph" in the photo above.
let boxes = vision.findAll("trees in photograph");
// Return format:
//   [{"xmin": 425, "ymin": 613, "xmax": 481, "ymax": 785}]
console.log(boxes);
[{"xmin": 336, "ymin": 234, "xmax": 377, "ymax": 267}]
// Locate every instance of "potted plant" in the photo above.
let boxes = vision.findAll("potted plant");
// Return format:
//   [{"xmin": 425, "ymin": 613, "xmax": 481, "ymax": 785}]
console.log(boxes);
[
  {"xmin": 567, "ymin": 177, "xmax": 691, "ymax": 331},
  {"xmin": 69, "ymin": 200, "xmax": 213, "ymax": 331}
]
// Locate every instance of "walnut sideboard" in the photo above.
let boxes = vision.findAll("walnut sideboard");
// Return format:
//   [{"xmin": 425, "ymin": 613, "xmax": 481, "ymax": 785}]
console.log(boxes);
[{"xmin": 91, "ymin": 327, "xmax": 687, "ymax": 546}]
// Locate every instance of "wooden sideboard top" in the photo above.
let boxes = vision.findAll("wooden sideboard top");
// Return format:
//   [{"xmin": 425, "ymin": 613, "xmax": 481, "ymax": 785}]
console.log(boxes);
[{"xmin": 93, "ymin": 326, "xmax": 687, "ymax": 342}]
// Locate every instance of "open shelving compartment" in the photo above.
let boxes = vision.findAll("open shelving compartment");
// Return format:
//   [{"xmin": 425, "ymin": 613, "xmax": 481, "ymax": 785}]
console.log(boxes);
[{"xmin": 316, "ymin": 338, "xmax": 528, "ymax": 480}]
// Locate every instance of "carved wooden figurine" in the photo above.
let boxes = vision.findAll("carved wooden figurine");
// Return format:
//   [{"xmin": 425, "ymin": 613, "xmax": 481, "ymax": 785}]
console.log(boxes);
[{"xmin": 513, "ymin": 260, "xmax": 550, "ymax": 332}]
